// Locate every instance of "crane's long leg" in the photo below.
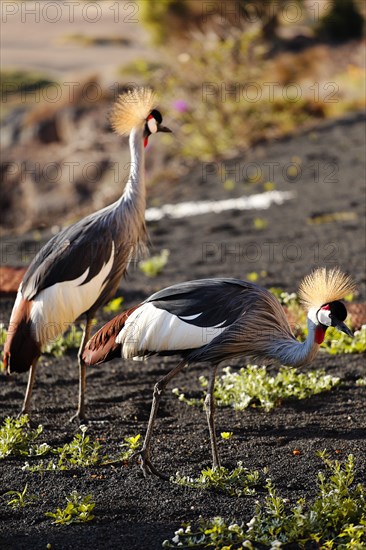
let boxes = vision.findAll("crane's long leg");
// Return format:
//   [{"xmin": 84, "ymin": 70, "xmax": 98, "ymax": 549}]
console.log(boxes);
[
  {"xmin": 70, "ymin": 316, "xmax": 93, "ymax": 423},
  {"xmin": 19, "ymin": 358, "xmax": 39, "ymax": 417},
  {"xmin": 136, "ymin": 360, "xmax": 187, "ymax": 480},
  {"xmin": 204, "ymin": 365, "xmax": 220, "ymax": 469}
]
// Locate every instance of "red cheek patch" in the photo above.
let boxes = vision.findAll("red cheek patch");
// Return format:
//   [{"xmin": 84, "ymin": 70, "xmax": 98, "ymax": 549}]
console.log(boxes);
[
  {"xmin": 315, "ymin": 325, "xmax": 326, "ymax": 344},
  {"xmin": 144, "ymin": 137, "xmax": 148, "ymax": 148}
]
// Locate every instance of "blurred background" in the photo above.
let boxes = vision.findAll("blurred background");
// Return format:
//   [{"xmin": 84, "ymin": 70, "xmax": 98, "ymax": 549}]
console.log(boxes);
[{"xmin": 1, "ymin": 0, "xmax": 364, "ymax": 234}]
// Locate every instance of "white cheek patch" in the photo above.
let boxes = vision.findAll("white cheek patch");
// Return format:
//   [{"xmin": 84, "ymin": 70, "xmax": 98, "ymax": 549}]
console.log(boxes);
[
  {"xmin": 317, "ymin": 308, "xmax": 332, "ymax": 327},
  {"xmin": 147, "ymin": 118, "xmax": 158, "ymax": 134}
]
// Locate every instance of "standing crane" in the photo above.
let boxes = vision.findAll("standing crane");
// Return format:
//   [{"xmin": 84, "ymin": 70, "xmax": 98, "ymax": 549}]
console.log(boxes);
[
  {"xmin": 3, "ymin": 86, "xmax": 171, "ymax": 421},
  {"xmin": 83, "ymin": 267, "xmax": 355, "ymax": 478}
]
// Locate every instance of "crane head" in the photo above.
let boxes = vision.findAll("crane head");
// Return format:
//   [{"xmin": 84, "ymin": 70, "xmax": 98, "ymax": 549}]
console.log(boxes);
[
  {"xmin": 311, "ymin": 300, "xmax": 353, "ymax": 344},
  {"xmin": 143, "ymin": 109, "xmax": 172, "ymax": 148},
  {"xmin": 298, "ymin": 267, "xmax": 355, "ymax": 343}
]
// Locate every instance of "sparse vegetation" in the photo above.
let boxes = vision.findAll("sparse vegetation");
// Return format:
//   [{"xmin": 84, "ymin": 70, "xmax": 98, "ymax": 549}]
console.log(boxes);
[
  {"xmin": 102, "ymin": 433, "xmax": 142, "ymax": 466},
  {"xmin": 173, "ymin": 365, "xmax": 340, "ymax": 412},
  {"xmin": 5, "ymin": 483, "xmax": 37, "ymax": 509},
  {"xmin": 44, "ymin": 325, "xmax": 84, "ymax": 357},
  {"xmin": 0, "ymin": 416, "xmax": 50, "ymax": 459},
  {"xmin": 22, "ymin": 428, "xmax": 142, "ymax": 472},
  {"xmin": 119, "ymin": 433, "xmax": 142, "ymax": 462},
  {"xmin": 323, "ymin": 325, "xmax": 366, "ymax": 355},
  {"xmin": 172, "ymin": 462, "xmax": 261, "ymax": 497},
  {"xmin": 164, "ymin": 453, "xmax": 366, "ymax": 548},
  {"xmin": 23, "ymin": 425, "xmax": 102, "ymax": 472},
  {"xmin": 45, "ymin": 491, "xmax": 95, "ymax": 525},
  {"xmin": 122, "ymin": 33, "xmax": 365, "ymax": 165},
  {"xmin": 139, "ymin": 248, "xmax": 170, "ymax": 277},
  {"xmin": 103, "ymin": 296, "xmax": 124, "ymax": 313}
]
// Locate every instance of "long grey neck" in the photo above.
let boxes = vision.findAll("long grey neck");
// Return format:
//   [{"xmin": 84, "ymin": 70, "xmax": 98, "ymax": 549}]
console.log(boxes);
[
  {"xmin": 271, "ymin": 318, "xmax": 320, "ymax": 367},
  {"xmin": 120, "ymin": 126, "xmax": 146, "ymax": 206}
]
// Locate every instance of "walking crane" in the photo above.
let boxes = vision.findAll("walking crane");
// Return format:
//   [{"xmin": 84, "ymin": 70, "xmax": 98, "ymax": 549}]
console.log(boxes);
[
  {"xmin": 83, "ymin": 267, "xmax": 355, "ymax": 478},
  {"xmin": 4, "ymin": 86, "xmax": 171, "ymax": 421}
]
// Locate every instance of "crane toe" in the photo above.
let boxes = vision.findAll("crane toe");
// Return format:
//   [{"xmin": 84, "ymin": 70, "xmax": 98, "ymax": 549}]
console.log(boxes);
[{"xmin": 132, "ymin": 448, "xmax": 169, "ymax": 481}]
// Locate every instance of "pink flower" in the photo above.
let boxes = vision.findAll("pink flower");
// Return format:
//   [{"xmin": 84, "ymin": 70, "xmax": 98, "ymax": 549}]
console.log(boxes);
[{"xmin": 173, "ymin": 99, "xmax": 188, "ymax": 113}]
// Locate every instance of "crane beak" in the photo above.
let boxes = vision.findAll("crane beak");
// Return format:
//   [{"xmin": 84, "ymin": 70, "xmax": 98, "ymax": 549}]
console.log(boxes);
[
  {"xmin": 333, "ymin": 319, "xmax": 353, "ymax": 338},
  {"xmin": 157, "ymin": 125, "xmax": 172, "ymax": 133}
]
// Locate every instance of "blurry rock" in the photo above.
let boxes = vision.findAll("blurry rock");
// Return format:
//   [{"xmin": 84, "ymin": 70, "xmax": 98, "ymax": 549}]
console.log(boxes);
[
  {"xmin": 347, "ymin": 303, "xmax": 366, "ymax": 331},
  {"xmin": 0, "ymin": 266, "xmax": 26, "ymax": 296}
]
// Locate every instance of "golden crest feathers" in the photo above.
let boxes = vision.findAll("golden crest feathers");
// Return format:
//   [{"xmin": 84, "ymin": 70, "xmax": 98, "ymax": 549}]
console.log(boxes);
[
  {"xmin": 110, "ymin": 87, "xmax": 157, "ymax": 136},
  {"xmin": 298, "ymin": 267, "xmax": 356, "ymax": 310}
]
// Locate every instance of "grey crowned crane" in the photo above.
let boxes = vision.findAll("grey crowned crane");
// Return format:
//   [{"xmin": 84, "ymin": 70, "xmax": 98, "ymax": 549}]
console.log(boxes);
[
  {"xmin": 83, "ymin": 267, "xmax": 355, "ymax": 479},
  {"xmin": 3, "ymin": 86, "xmax": 171, "ymax": 421}
]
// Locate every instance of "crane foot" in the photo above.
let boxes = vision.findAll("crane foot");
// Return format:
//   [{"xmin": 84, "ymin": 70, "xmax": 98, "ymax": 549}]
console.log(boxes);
[
  {"xmin": 69, "ymin": 411, "xmax": 88, "ymax": 425},
  {"xmin": 132, "ymin": 448, "xmax": 169, "ymax": 481}
]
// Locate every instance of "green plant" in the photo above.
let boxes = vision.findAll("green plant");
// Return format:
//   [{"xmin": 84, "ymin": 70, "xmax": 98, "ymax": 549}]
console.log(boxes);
[
  {"xmin": 56, "ymin": 425, "xmax": 101, "ymax": 467},
  {"xmin": 0, "ymin": 323, "xmax": 6, "ymax": 346},
  {"xmin": 44, "ymin": 325, "xmax": 84, "ymax": 357},
  {"xmin": 173, "ymin": 462, "xmax": 261, "ymax": 497},
  {"xmin": 103, "ymin": 296, "xmax": 124, "ymax": 313},
  {"xmin": 220, "ymin": 432, "xmax": 233, "ymax": 441},
  {"xmin": 322, "ymin": 325, "xmax": 366, "ymax": 355},
  {"xmin": 101, "ymin": 433, "xmax": 142, "ymax": 466},
  {"xmin": 45, "ymin": 491, "xmax": 95, "ymax": 525},
  {"xmin": 0, "ymin": 415, "xmax": 50, "ymax": 459},
  {"xmin": 5, "ymin": 483, "xmax": 37, "ymax": 509},
  {"xmin": 253, "ymin": 217, "xmax": 268, "ymax": 230},
  {"xmin": 164, "ymin": 453, "xmax": 366, "ymax": 548},
  {"xmin": 139, "ymin": 249, "xmax": 170, "ymax": 277},
  {"xmin": 23, "ymin": 425, "xmax": 102, "ymax": 472},
  {"xmin": 119, "ymin": 434, "xmax": 141, "ymax": 462},
  {"xmin": 173, "ymin": 365, "xmax": 340, "ymax": 412}
]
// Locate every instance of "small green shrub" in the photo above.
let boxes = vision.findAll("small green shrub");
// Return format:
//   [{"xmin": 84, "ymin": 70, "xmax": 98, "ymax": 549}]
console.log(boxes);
[
  {"xmin": 5, "ymin": 483, "xmax": 37, "ymax": 509},
  {"xmin": 173, "ymin": 365, "xmax": 340, "ymax": 412},
  {"xmin": 0, "ymin": 416, "xmax": 50, "ymax": 459},
  {"xmin": 139, "ymin": 249, "xmax": 170, "ymax": 277},
  {"xmin": 23, "ymin": 425, "xmax": 102, "ymax": 472},
  {"xmin": 45, "ymin": 491, "xmax": 95, "ymax": 525},
  {"xmin": 23, "ymin": 428, "xmax": 142, "ymax": 471},
  {"xmin": 173, "ymin": 462, "xmax": 261, "ymax": 497},
  {"xmin": 103, "ymin": 296, "xmax": 124, "ymax": 313},
  {"xmin": 323, "ymin": 325, "xmax": 366, "ymax": 355},
  {"xmin": 101, "ymin": 433, "xmax": 142, "ymax": 466},
  {"xmin": 164, "ymin": 453, "xmax": 366, "ymax": 548},
  {"xmin": 44, "ymin": 325, "xmax": 84, "ymax": 357}
]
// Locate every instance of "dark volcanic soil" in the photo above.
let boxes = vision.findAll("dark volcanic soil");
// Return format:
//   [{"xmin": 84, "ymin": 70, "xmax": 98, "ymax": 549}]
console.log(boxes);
[{"xmin": 0, "ymin": 113, "xmax": 365, "ymax": 550}]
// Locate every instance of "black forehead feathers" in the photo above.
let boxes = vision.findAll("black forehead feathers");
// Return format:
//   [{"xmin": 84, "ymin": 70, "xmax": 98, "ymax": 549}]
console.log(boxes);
[
  {"xmin": 328, "ymin": 300, "xmax": 347, "ymax": 322},
  {"xmin": 149, "ymin": 109, "xmax": 162, "ymax": 123}
]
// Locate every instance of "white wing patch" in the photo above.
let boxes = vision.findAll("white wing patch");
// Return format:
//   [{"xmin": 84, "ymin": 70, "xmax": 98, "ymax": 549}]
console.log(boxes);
[
  {"xmin": 179, "ymin": 313, "xmax": 201, "ymax": 321},
  {"xmin": 30, "ymin": 243, "xmax": 115, "ymax": 347},
  {"xmin": 116, "ymin": 302, "xmax": 227, "ymax": 359}
]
